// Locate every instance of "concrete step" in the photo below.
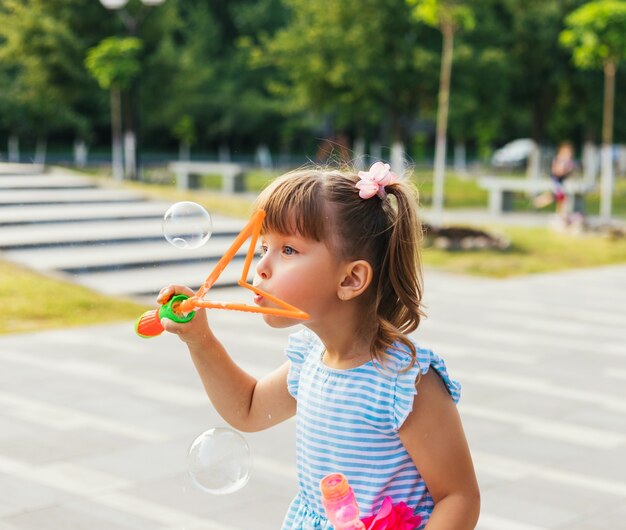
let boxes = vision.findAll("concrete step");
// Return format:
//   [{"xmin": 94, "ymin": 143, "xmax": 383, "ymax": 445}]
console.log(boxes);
[
  {"xmin": 0, "ymin": 162, "xmax": 45, "ymax": 175},
  {"xmin": 0, "ymin": 174, "xmax": 97, "ymax": 190},
  {"xmin": 0, "ymin": 215, "xmax": 245, "ymax": 249},
  {"xmin": 0, "ymin": 201, "xmax": 174, "ymax": 225},
  {"xmin": 0, "ymin": 169, "xmax": 254, "ymax": 297},
  {"xmin": 71, "ymin": 257, "xmax": 257, "ymax": 297},
  {"xmin": 3, "ymin": 237, "xmax": 252, "ymax": 273},
  {"xmin": 0, "ymin": 188, "xmax": 147, "ymax": 206}
]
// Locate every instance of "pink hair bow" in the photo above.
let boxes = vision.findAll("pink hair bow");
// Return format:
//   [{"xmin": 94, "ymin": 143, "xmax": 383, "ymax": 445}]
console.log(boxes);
[{"xmin": 356, "ymin": 162, "xmax": 399, "ymax": 200}]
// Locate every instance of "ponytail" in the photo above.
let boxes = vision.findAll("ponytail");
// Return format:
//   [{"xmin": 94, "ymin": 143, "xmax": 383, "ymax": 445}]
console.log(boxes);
[{"xmin": 370, "ymin": 181, "xmax": 424, "ymax": 370}]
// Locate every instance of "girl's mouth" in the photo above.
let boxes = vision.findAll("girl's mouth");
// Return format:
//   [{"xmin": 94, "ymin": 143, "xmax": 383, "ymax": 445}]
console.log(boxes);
[{"xmin": 253, "ymin": 293, "xmax": 264, "ymax": 305}]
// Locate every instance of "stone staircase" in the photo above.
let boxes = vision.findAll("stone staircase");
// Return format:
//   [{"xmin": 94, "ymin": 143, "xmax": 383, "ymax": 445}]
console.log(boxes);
[{"xmin": 0, "ymin": 165, "xmax": 254, "ymax": 304}]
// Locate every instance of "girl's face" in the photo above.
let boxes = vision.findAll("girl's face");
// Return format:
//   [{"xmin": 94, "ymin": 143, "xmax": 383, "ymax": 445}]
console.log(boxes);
[{"xmin": 253, "ymin": 230, "xmax": 345, "ymax": 329}]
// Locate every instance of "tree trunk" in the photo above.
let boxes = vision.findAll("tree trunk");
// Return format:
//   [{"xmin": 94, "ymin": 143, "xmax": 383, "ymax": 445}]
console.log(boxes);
[
  {"xmin": 526, "ymin": 141, "xmax": 540, "ymax": 180},
  {"xmin": 432, "ymin": 21, "xmax": 454, "ymax": 224},
  {"xmin": 74, "ymin": 139, "xmax": 88, "ymax": 167},
  {"xmin": 34, "ymin": 137, "xmax": 47, "ymax": 166},
  {"xmin": 124, "ymin": 130, "xmax": 136, "ymax": 180},
  {"xmin": 255, "ymin": 144, "xmax": 272, "ymax": 169},
  {"xmin": 111, "ymin": 87, "xmax": 124, "ymax": 181},
  {"xmin": 8, "ymin": 134, "xmax": 19, "ymax": 162},
  {"xmin": 600, "ymin": 61, "xmax": 616, "ymax": 220},
  {"xmin": 390, "ymin": 140, "xmax": 405, "ymax": 175},
  {"xmin": 179, "ymin": 140, "xmax": 190, "ymax": 162},
  {"xmin": 453, "ymin": 141, "xmax": 467, "ymax": 175},
  {"xmin": 582, "ymin": 140, "xmax": 599, "ymax": 187},
  {"xmin": 122, "ymin": 89, "xmax": 137, "ymax": 181},
  {"xmin": 352, "ymin": 137, "xmax": 366, "ymax": 170},
  {"xmin": 219, "ymin": 143, "xmax": 231, "ymax": 162},
  {"xmin": 370, "ymin": 141, "xmax": 382, "ymax": 163}
]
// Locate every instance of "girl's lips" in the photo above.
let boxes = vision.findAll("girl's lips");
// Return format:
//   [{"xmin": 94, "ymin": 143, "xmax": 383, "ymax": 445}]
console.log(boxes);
[{"xmin": 253, "ymin": 294, "xmax": 264, "ymax": 305}]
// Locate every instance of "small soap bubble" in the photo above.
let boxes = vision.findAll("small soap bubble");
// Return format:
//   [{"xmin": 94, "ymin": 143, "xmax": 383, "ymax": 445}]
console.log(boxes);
[
  {"xmin": 163, "ymin": 201, "xmax": 212, "ymax": 250},
  {"xmin": 187, "ymin": 427, "xmax": 251, "ymax": 495}
]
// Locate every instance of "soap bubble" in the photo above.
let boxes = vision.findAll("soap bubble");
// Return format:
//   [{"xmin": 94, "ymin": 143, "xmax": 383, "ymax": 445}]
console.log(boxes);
[
  {"xmin": 163, "ymin": 201, "xmax": 212, "ymax": 249},
  {"xmin": 187, "ymin": 428, "xmax": 251, "ymax": 495}
]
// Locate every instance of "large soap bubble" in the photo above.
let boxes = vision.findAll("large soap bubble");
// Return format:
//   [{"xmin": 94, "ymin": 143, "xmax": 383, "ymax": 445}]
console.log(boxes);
[
  {"xmin": 187, "ymin": 427, "xmax": 251, "ymax": 495},
  {"xmin": 163, "ymin": 201, "xmax": 212, "ymax": 249}
]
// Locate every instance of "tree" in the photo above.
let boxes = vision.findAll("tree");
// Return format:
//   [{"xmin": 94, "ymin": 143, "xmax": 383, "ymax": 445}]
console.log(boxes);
[
  {"xmin": 0, "ymin": 0, "xmax": 105, "ymax": 162},
  {"xmin": 561, "ymin": 0, "xmax": 626, "ymax": 220},
  {"xmin": 141, "ymin": 0, "xmax": 291, "ymax": 156},
  {"xmin": 409, "ymin": 0, "xmax": 474, "ymax": 222},
  {"xmin": 446, "ymin": 0, "xmax": 513, "ymax": 164},
  {"xmin": 257, "ymin": 0, "xmax": 435, "ymax": 166},
  {"xmin": 85, "ymin": 36, "xmax": 143, "ymax": 181}
]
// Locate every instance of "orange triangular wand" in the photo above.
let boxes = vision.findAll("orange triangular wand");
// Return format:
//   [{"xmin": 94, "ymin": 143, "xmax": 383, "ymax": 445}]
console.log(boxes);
[
  {"xmin": 174, "ymin": 209, "xmax": 309, "ymax": 320},
  {"xmin": 239, "ymin": 209, "xmax": 264, "ymax": 283},
  {"xmin": 194, "ymin": 209, "xmax": 264, "ymax": 300}
]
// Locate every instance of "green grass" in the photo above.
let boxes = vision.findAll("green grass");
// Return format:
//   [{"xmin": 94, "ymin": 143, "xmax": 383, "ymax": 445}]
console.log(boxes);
[
  {"xmin": 123, "ymin": 180, "xmax": 256, "ymax": 219},
  {"xmin": 0, "ymin": 260, "xmax": 149, "ymax": 335},
  {"xmin": 414, "ymin": 169, "xmax": 626, "ymax": 217},
  {"xmin": 422, "ymin": 225, "xmax": 626, "ymax": 277},
  {"xmin": 412, "ymin": 169, "xmax": 490, "ymax": 208}
]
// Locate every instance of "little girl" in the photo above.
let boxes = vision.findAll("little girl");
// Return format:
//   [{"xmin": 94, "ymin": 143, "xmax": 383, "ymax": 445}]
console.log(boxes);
[{"xmin": 158, "ymin": 162, "xmax": 480, "ymax": 529}]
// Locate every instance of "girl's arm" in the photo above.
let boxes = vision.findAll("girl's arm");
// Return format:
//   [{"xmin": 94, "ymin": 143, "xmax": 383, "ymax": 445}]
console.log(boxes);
[
  {"xmin": 158, "ymin": 285, "xmax": 296, "ymax": 432},
  {"xmin": 399, "ymin": 370, "xmax": 480, "ymax": 529}
]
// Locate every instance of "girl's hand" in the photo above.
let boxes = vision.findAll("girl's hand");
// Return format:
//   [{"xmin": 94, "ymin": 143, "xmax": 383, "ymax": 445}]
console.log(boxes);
[{"xmin": 156, "ymin": 284, "xmax": 212, "ymax": 347}]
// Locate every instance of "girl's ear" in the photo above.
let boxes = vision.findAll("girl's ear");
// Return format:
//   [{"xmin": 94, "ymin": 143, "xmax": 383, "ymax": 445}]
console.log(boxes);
[{"xmin": 337, "ymin": 260, "xmax": 373, "ymax": 301}]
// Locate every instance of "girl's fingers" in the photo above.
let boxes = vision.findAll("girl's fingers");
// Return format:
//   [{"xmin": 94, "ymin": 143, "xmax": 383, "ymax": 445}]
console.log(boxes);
[
  {"xmin": 156, "ymin": 287, "xmax": 174, "ymax": 304},
  {"xmin": 160, "ymin": 317, "xmax": 179, "ymax": 334},
  {"xmin": 156, "ymin": 284, "xmax": 195, "ymax": 304}
]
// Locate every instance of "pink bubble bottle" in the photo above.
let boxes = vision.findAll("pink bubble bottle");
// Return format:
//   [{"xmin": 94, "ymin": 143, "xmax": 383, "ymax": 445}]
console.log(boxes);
[{"xmin": 320, "ymin": 473, "xmax": 366, "ymax": 530}]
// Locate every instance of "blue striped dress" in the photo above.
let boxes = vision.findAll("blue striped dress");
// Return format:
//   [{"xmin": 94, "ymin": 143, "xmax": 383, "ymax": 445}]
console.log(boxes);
[{"xmin": 281, "ymin": 329, "xmax": 461, "ymax": 530}]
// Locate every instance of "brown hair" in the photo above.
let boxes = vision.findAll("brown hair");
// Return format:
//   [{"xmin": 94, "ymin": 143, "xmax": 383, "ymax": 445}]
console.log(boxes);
[{"xmin": 254, "ymin": 165, "xmax": 425, "ymax": 368}]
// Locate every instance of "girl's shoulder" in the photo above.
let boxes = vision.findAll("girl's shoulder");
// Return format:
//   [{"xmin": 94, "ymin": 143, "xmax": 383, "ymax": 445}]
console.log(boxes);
[
  {"xmin": 382, "ymin": 338, "xmax": 437, "ymax": 373},
  {"xmin": 384, "ymin": 338, "xmax": 462, "ymax": 402}
]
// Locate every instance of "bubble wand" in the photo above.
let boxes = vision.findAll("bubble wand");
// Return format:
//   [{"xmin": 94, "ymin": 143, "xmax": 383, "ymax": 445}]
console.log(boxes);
[{"xmin": 136, "ymin": 209, "xmax": 309, "ymax": 338}]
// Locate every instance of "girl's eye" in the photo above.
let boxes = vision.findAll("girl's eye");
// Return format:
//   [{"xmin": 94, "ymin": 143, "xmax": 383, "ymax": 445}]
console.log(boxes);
[
  {"xmin": 259, "ymin": 244, "xmax": 268, "ymax": 256},
  {"xmin": 283, "ymin": 245, "xmax": 297, "ymax": 256}
]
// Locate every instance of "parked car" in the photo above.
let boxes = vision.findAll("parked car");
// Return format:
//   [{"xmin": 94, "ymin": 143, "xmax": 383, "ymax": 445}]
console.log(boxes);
[{"xmin": 491, "ymin": 138, "xmax": 535, "ymax": 168}]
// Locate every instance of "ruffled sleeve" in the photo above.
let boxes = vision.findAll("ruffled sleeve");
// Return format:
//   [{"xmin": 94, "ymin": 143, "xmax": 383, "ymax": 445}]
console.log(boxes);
[
  {"xmin": 392, "ymin": 345, "xmax": 462, "ymax": 431},
  {"xmin": 284, "ymin": 328, "xmax": 319, "ymax": 399}
]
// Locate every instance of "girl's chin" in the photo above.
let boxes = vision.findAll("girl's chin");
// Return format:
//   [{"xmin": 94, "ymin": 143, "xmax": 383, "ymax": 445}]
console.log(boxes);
[{"xmin": 262, "ymin": 313, "xmax": 300, "ymax": 329}]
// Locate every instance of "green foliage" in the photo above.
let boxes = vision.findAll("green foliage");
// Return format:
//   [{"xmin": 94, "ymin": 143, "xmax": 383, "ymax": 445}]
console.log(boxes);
[
  {"xmin": 0, "ymin": 0, "xmax": 105, "ymax": 137},
  {"xmin": 172, "ymin": 114, "xmax": 196, "ymax": 145},
  {"xmin": 409, "ymin": 0, "xmax": 475, "ymax": 32},
  {"xmin": 560, "ymin": 0, "xmax": 626, "ymax": 69},
  {"xmin": 257, "ymin": 0, "xmax": 435, "ymax": 142},
  {"xmin": 84, "ymin": 37, "xmax": 143, "ymax": 91},
  {"xmin": 1, "ymin": 0, "xmax": 626, "ymax": 153},
  {"xmin": 142, "ymin": 0, "xmax": 291, "ymax": 150}
]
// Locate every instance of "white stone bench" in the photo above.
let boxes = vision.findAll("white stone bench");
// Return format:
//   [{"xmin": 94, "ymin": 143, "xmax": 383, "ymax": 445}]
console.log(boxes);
[
  {"xmin": 168, "ymin": 161, "xmax": 245, "ymax": 193},
  {"xmin": 478, "ymin": 176, "xmax": 590, "ymax": 215}
]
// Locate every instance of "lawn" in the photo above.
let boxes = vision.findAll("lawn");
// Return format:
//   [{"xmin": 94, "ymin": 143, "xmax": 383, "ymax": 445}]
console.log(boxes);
[
  {"xmin": 0, "ymin": 260, "xmax": 149, "ymax": 335},
  {"xmin": 422, "ymin": 225, "xmax": 626, "ymax": 277}
]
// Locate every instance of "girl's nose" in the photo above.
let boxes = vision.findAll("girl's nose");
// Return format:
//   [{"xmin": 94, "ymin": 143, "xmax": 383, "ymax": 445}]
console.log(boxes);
[{"xmin": 255, "ymin": 254, "xmax": 271, "ymax": 280}]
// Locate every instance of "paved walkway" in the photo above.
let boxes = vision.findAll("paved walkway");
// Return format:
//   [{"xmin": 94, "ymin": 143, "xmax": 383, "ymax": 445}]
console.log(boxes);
[
  {"xmin": 0, "ymin": 264, "xmax": 624, "ymax": 529},
  {"xmin": 1, "ymin": 164, "xmax": 625, "ymax": 529}
]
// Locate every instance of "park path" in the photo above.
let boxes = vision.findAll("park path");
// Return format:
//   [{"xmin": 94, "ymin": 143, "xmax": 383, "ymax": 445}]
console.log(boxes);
[{"xmin": 0, "ymin": 164, "xmax": 625, "ymax": 529}]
